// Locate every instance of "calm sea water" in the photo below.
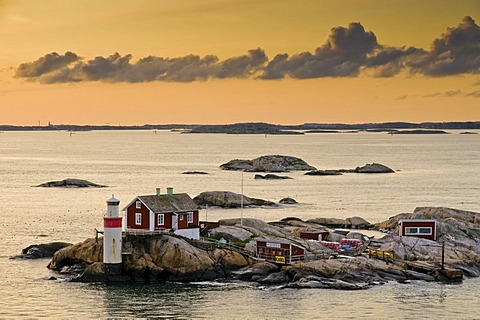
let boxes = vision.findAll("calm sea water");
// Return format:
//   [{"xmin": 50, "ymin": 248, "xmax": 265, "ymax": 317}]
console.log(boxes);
[{"xmin": 0, "ymin": 130, "xmax": 479, "ymax": 319}]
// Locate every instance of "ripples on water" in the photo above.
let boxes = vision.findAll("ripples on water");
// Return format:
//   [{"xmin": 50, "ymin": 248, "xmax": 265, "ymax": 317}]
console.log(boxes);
[{"xmin": 0, "ymin": 130, "xmax": 479, "ymax": 319}]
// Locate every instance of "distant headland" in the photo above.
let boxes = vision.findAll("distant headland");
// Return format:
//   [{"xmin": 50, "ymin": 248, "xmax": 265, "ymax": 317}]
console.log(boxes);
[{"xmin": 0, "ymin": 121, "xmax": 479, "ymax": 133}]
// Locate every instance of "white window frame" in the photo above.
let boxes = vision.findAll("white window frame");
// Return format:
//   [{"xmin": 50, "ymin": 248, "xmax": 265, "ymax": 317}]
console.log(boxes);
[
  {"xmin": 158, "ymin": 214, "xmax": 164, "ymax": 226},
  {"xmin": 405, "ymin": 227, "xmax": 432, "ymax": 235},
  {"xmin": 187, "ymin": 212, "xmax": 194, "ymax": 223},
  {"xmin": 136, "ymin": 201, "xmax": 141, "ymax": 209},
  {"xmin": 179, "ymin": 215, "xmax": 184, "ymax": 221},
  {"xmin": 135, "ymin": 213, "xmax": 142, "ymax": 225}
]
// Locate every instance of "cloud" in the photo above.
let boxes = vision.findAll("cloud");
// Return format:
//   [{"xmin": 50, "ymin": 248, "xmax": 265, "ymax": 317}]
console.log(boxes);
[
  {"xmin": 443, "ymin": 90, "xmax": 463, "ymax": 97},
  {"xmin": 14, "ymin": 17, "xmax": 480, "ymax": 83},
  {"xmin": 262, "ymin": 22, "xmax": 379, "ymax": 79},
  {"xmin": 18, "ymin": 49, "xmax": 267, "ymax": 83},
  {"xmin": 466, "ymin": 90, "xmax": 480, "ymax": 98},
  {"xmin": 406, "ymin": 16, "xmax": 480, "ymax": 76},
  {"xmin": 395, "ymin": 94, "xmax": 408, "ymax": 100},
  {"xmin": 15, "ymin": 52, "xmax": 80, "ymax": 78}
]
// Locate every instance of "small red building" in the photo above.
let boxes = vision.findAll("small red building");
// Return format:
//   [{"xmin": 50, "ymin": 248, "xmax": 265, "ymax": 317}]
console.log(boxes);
[
  {"xmin": 398, "ymin": 219, "xmax": 437, "ymax": 241},
  {"xmin": 255, "ymin": 238, "xmax": 305, "ymax": 264},
  {"xmin": 123, "ymin": 189, "xmax": 200, "ymax": 240}
]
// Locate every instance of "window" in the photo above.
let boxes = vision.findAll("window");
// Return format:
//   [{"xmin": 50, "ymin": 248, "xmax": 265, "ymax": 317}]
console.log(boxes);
[
  {"xmin": 136, "ymin": 201, "xmax": 141, "ymax": 209},
  {"xmin": 179, "ymin": 215, "xmax": 184, "ymax": 221},
  {"xmin": 187, "ymin": 212, "xmax": 194, "ymax": 223},
  {"xmin": 158, "ymin": 214, "xmax": 164, "ymax": 226},
  {"xmin": 405, "ymin": 227, "xmax": 432, "ymax": 235},
  {"xmin": 419, "ymin": 227, "xmax": 432, "ymax": 234},
  {"xmin": 135, "ymin": 213, "xmax": 142, "ymax": 225}
]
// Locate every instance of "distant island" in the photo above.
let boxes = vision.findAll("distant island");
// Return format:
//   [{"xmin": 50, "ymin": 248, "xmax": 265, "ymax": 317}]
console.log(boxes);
[{"xmin": 0, "ymin": 121, "xmax": 479, "ymax": 133}]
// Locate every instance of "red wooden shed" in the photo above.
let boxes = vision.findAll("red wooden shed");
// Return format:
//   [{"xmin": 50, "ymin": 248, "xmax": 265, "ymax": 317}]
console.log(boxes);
[
  {"xmin": 255, "ymin": 238, "xmax": 305, "ymax": 264},
  {"xmin": 398, "ymin": 219, "xmax": 437, "ymax": 241}
]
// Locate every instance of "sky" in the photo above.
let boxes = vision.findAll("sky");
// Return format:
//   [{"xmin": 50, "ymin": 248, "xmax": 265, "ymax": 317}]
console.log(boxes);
[{"xmin": 0, "ymin": 0, "xmax": 479, "ymax": 125}]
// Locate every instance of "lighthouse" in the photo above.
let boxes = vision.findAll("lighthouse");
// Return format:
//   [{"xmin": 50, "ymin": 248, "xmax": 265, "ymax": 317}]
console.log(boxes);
[{"xmin": 103, "ymin": 196, "xmax": 123, "ymax": 275}]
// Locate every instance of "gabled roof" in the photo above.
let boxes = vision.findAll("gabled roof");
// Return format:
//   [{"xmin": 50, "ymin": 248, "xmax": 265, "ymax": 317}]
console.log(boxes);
[{"xmin": 136, "ymin": 193, "xmax": 199, "ymax": 213}]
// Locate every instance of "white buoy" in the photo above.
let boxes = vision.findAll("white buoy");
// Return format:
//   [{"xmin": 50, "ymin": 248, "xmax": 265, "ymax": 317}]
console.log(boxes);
[{"xmin": 103, "ymin": 196, "xmax": 123, "ymax": 274}]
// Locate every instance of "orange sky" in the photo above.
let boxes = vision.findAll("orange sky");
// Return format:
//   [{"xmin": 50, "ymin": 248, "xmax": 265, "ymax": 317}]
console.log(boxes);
[{"xmin": 0, "ymin": 0, "xmax": 479, "ymax": 125}]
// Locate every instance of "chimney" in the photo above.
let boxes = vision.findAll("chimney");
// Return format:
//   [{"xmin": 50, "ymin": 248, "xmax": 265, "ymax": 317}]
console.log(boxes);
[
  {"xmin": 166, "ymin": 187, "xmax": 173, "ymax": 195},
  {"xmin": 156, "ymin": 188, "xmax": 161, "ymax": 196}
]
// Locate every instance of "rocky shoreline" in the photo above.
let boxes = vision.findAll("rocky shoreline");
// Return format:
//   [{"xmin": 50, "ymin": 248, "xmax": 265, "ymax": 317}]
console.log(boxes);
[{"xmin": 24, "ymin": 207, "xmax": 480, "ymax": 290}]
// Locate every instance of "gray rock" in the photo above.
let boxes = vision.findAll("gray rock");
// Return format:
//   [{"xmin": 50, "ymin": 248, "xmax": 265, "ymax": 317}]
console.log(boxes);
[
  {"xmin": 307, "ymin": 217, "xmax": 347, "ymax": 228},
  {"xmin": 220, "ymin": 155, "xmax": 316, "ymax": 172},
  {"xmin": 258, "ymin": 271, "xmax": 289, "ymax": 284},
  {"xmin": 208, "ymin": 226, "xmax": 254, "ymax": 242},
  {"xmin": 305, "ymin": 170, "xmax": 343, "ymax": 176},
  {"xmin": 12, "ymin": 242, "xmax": 72, "ymax": 259},
  {"xmin": 193, "ymin": 191, "xmax": 276, "ymax": 208},
  {"xmin": 346, "ymin": 216, "xmax": 371, "ymax": 229},
  {"xmin": 354, "ymin": 163, "xmax": 395, "ymax": 173},
  {"xmin": 35, "ymin": 178, "xmax": 107, "ymax": 188},
  {"xmin": 254, "ymin": 174, "xmax": 292, "ymax": 180},
  {"xmin": 279, "ymin": 197, "xmax": 298, "ymax": 205}
]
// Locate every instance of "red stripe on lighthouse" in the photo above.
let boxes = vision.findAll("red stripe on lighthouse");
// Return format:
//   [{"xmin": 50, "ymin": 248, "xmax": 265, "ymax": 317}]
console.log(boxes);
[{"xmin": 104, "ymin": 217, "xmax": 123, "ymax": 228}]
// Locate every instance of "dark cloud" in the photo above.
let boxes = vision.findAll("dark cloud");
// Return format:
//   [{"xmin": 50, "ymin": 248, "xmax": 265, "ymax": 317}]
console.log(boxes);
[
  {"xmin": 466, "ymin": 90, "xmax": 480, "ymax": 98},
  {"xmin": 395, "ymin": 94, "xmax": 408, "ymax": 100},
  {"xmin": 19, "ymin": 49, "xmax": 267, "ymax": 83},
  {"xmin": 407, "ymin": 16, "xmax": 480, "ymax": 76},
  {"xmin": 15, "ymin": 52, "xmax": 80, "ymax": 78},
  {"xmin": 262, "ymin": 22, "xmax": 379, "ymax": 79},
  {"xmin": 14, "ymin": 17, "xmax": 480, "ymax": 83}
]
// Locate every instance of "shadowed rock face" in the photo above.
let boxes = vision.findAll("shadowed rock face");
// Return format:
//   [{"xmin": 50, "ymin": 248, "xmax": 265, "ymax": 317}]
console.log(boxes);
[
  {"xmin": 354, "ymin": 163, "xmax": 395, "ymax": 173},
  {"xmin": 220, "ymin": 155, "xmax": 316, "ymax": 172},
  {"xmin": 35, "ymin": 178, "xmax": 107, "ymax": 188},
  {"xmin": 12, "ymin": 242, "xmax": 72, "ymax": 259},
  {"xmin": 193, "ymin": 191, "xmax": 276, "ymax": 208},
  {"xmin": 48, "ymin": 235, "xmax": 250, "ymax": 282},
  {"xmin": 254, "ymin": 174, "xmax": 292, "ymax": 180}
]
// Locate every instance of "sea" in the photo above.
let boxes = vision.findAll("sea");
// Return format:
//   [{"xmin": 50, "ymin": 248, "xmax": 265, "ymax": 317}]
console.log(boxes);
[{"xmin": 0, "ymin": 130, "xmax": 479, "ymax": 319}]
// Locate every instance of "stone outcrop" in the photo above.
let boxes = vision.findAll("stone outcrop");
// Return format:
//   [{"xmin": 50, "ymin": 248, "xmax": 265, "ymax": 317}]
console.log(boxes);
[
  {"xmin": 254, "ymin": 174, "xmax": 292, "ymax": 180},
  {"xmin": 35, "ymin": 178, "xmax": 107, "ymax": 188},
  {"xmin": 305, "ymin": 170, "xmax": 342, "ymax": 176},
  {"xmin": 193, "ymin": 191, "xmax": 276, "ymax": 208},
  {"xmin": 48, "ymin": 235, "xmax": 251, "ymax": 282},
  {"xmin": 220, "ymin": 155, "xmax": 316, "ymax": 172},
  {"xmin": 305, "ymin": 163, "xmax": 395, "ymax": 176},
  {"xmin": 12, "ymin": 242, "xmax": 72, "ymax": 259},
  {"xmin": 279, "ymin": 197, "xmax": 298, "ymax": 205},
  {"xmin": 354, "ymin": 163, "xmax": 395, "ymax": 173},
  {"xmin": 43, "ymin": 207, "xmax": 480, "ymax": 289}
]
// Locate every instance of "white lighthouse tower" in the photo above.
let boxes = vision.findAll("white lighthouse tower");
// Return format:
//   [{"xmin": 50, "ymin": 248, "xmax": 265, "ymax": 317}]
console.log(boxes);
[{"xmin": 103, "ymin": 196, "xmax": 123, "ymax": 274}]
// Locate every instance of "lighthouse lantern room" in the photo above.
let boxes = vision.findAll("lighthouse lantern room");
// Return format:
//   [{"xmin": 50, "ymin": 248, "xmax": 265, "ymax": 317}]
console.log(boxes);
[{"xmin": 103, "ymin": 196, "xmax": 123, "ymax": 274}]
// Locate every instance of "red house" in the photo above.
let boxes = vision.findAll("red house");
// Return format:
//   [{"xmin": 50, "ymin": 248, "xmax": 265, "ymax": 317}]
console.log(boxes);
[
  {"xmin": 255, "ymin": 238, "xmax": 305, "ymax": 264},
  {"xmin": 123, "ymin": 189, "xmax": 200, "ymax": 240},
  {"xmin": 398, "ymin": 219, "xmax": 437, "ymax": 241}
]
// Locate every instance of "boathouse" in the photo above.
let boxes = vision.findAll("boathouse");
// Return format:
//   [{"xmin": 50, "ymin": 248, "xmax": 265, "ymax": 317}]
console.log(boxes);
[
  {"xmin": 398, "ymin": 219, "xmax": 437, "ymax": 241},
  {"xmin": 123, "ymin": 188, "xmax": 200, "ymax": 240},
  {"xmin": 255, "ymin": 238, "xmax": 305, "ymax": 264}
]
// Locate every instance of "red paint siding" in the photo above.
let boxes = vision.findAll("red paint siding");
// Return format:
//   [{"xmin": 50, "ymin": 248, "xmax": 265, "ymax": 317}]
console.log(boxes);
[
  {"xmin": 255, "ymin": 240, "xmax": 305, "ymax": 263},
  {"xmin": 126, "ymin": 201, "xmax": 150, "ymax": 230},
  {"xmin": 155, "ymin": 213, "xmax": 173, "ymax": 230},
  {"xmin": 400, "ymin": 221, "xmax": 436, "ymax": 241},
  {"xmin": 177, "ymin": 211, "xmax": 199, "ymax": 230}
]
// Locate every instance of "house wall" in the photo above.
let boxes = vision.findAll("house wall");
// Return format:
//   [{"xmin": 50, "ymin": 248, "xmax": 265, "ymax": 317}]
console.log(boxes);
[
  {"xmin": 126, "ymin": 201, "xmax": 150, "ymax": 230},
  {"xmin": 154, "ymin": 212, "xmax": 173, "ymax": 230},
  {"xmin": 400, "ymin": 221, "xmax": 436, "ymax": 241},
  {"xmin": 177, "ymin": 210, "xmax": 199, "ymax": 230},
  {"xmin": 175, "ymin": 228, "xmax": 200, "ymax": 240}
]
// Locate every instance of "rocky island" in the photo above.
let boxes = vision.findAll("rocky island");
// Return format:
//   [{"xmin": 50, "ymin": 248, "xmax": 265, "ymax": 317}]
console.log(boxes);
[
  {"xmin": 220, "ymin": 155, "xmax": 316, "ymax": 172},
  {"xmin": 35, "ymin": 178, "xmax": 107, "ymax": 188},
  {"xmin": 38, "ymin": 207, "xmax": 480, "ymax": 289}
]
